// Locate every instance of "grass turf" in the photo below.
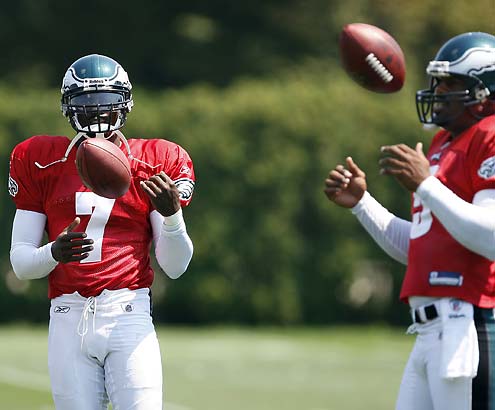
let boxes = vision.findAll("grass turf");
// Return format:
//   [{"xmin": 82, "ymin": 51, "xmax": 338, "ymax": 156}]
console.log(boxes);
[{"xmin": 0, "ymin": 325, "xmax": 413, "ymax": 410}]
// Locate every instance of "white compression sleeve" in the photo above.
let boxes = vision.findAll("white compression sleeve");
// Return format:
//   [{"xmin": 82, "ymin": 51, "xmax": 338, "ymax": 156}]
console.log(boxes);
[
  {"xmin": 416, "ymin": 176, "xmax": 495, "ymax": 261},
  {"xmin": 351, "ymin": 191, "xmax": 410, "ymax": 265},
  {"xmin": 151, "ymin": 209, "xmax": 193, "ymax": 279},
  {"xmin": 10, "ymin": 210, "xmax": 58, "ymax": 280}
]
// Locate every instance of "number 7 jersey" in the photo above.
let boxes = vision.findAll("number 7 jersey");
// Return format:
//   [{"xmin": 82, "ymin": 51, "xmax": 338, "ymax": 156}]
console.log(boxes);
[
  {"xmin": 400, "ymin": 115, "xmax": 495, "ymax": 308},
  {"xmin": 9, "ymin": 135, "xmax": 195, "ymax": 299}
]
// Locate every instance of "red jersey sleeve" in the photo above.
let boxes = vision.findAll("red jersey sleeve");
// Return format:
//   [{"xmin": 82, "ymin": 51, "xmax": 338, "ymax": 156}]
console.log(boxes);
[
  {"xmin": 468, "ymin": 116, "xmax": 495, "ymax": 193},
  {"xmin": 9, "ymin": 139, "xmax": 44, "ymax": 213}
]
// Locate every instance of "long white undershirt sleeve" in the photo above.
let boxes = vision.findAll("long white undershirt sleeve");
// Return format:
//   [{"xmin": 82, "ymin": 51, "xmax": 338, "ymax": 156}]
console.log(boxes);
[
  {"xmin": 351, "ymin": 191, "xmax": 411, "ymax": 265},
  {"xmin": 416, "ymin": 176, "xmax": 495, "ymax": 261},
  {"xmin": 10, "ymin": 210, "xmax": 58, "ymax": 280},
  {"xmin": 151, "ymin": 208, "xmax": 193, "ymax": 279}
]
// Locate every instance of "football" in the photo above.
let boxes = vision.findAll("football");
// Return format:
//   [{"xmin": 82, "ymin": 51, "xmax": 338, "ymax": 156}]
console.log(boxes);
[
  {"xmin": 75, "ymin": 138, "xmax": 132, "ymax": 199},
  {"xmin": 339, "ymin": 23, "xmax": 406, "ymax": 93}
]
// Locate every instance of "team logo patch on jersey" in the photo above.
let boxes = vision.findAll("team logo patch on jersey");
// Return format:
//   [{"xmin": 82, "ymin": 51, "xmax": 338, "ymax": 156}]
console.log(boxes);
[
  {"xmin": 478, "ymin": 156, "xmax": 495, "ymax": 179},
  {"xmin": 174, "ymin": 178, "xmax": 195, "ymax": 201},
  {"xmin": 8, "ymin": 174, "xmax": 18, "ymax": 197}
]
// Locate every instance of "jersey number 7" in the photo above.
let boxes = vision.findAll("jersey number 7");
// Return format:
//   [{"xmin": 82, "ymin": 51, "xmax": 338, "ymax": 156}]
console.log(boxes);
[{"xmin": 75, "ymin": 192, "xmax": 115, "ymax": 263}]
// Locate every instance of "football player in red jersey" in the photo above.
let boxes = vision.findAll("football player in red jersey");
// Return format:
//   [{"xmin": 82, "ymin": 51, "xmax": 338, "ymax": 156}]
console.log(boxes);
[
  {"xmin": 8, "ymin": 54, "xmax": 195, "ymax": 410},
  {"xmin": 324, "ymin": 32, "xmax": 495, "ymax": 410}
]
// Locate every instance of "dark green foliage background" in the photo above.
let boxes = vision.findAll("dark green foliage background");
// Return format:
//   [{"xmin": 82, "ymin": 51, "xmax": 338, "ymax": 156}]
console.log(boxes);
[{"xmin": 0, "ymin": 0, "xmax": 492, "ymax": 325}]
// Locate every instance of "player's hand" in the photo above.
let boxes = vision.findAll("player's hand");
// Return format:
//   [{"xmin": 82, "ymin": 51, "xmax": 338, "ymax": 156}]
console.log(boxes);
[
  {"xmin": 379, "ymin": 143, "xmax": 430, "ymax": 192},
  {"xmin": 324, "ymin": 157, "xmax": 367, "ymax": 208},
  {"xmin": 140, "ymin": 171, "xmax": 181, "ymax": 217},
  {"xmin": 51, "ymin": 217, "xmax": 94, "ymax": 263}
]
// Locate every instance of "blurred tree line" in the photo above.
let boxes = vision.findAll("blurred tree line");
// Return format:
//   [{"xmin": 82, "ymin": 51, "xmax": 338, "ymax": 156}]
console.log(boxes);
[{"xmin": 0, "ymin": 0, "xmax": 492, "ymax": 325}]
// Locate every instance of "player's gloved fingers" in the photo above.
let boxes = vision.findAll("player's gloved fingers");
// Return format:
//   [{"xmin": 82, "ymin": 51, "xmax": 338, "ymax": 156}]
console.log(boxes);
[
  {"xmin": 325, "ymin": 178, "xmax": 345, "ymax": 188},
  {"xmin": 381, "ymin": 145, "xmax": 409, "ymax": 159},
  {"xmin": 396, "ymin": 143, "xmax": 416, "ymax": 154},
  {"xmin": 63, "ymin": 232, "xmax": 87, "ymax": 241},
  {"xmin": 324, "ymin": 187, "xmax": 342, "ymax": 195},
  {"xmin": 67, "ymin": 253, "xmax": 91, "ymax": 262},
  {"xmin": 149, "ymin": 175, "xmax": 173, "ymax": 191},
  {"xmin": 69, "ymin": 242, "xmax": 93, "ymax": 252},
  {"xmin": 157, "ymin": 171, "xmax": 174, "ymax": 184},
  {"xmin": 329, "ymin": 170, "xmax": 350, "ymax": 184},
  {"xmin": 379, "ymin": 157, "xmax": 406, "ymax": 168},
  {"xmin": 380, "ymin": 167, "xmax": 404, "ymax": 176},
  {"xmin": 145, "ymin": 180, "xmax": 163, "ymax": 194},
  {"xmin": 71, "ymin": 245, "xmax": 94, "ymax": 255},
  {"xmin": 346, "ymin": 157, "xmax": 365, "ymax": 178},
  {"xmin": 69, "ymin": 239, "xmax": 94, "ymax": 248},
  {"xmin": 140, "ymin": 181, "xmax": 157, "ymax": 198},
  {"xmin": 140, "ymin": 181, "xmax": 160, "ymax": 197},
  {"xmin": 61, "ymin": 217, "xmax": 81, "ymax": 235}
]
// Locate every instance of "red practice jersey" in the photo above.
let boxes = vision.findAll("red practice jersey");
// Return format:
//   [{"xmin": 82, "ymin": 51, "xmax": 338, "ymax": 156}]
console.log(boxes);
[
  {"xmin": 401, "ymin": 115, "xmax": 495, "ymax": 307},
  {"xmin": 9, "ymin": 135, "xmax": 195, "ymax": 299}
]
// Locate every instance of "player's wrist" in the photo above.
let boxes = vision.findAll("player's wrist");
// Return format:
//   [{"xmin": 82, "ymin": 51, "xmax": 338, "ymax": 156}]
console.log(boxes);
[
  {"xmin": 351, "ymin": 191, "xmax": 371, "ymax": 214},
  {"xmin": 163, "ymin": 208, "xmax": 184, "ymax": 228},
  {"xmin": 416, "ymin": 176, "xmax": 438, "ymax": 198},
  {"xmin": 47, "ymin": 241, "xmax": 59, "ymax": 264}
]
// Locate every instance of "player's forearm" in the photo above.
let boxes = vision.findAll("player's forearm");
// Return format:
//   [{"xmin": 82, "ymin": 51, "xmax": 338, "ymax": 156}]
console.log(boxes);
[
  {"xmin": 416, "ymin": 176, "xmax": 495, "ymax": 260},
  {"xmin": 151, "ymin": 209, "xmax": 193, "ymax": 279},
  {"xmin": 351, "ymin": 191, "xmax": 410, "ymax": 265},
  {"xmin": 10, "ymin": 242, "xmax": 58, "ymax": 279},
  {"xmin": 10, "ymin": 209, "xmax": 58, "ymax": 280}
]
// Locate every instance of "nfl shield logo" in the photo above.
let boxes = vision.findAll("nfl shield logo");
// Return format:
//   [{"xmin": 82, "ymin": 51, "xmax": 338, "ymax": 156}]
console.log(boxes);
[{"xmin": 449, "ymin": 299, "xmax": 462, "ymax": 312}]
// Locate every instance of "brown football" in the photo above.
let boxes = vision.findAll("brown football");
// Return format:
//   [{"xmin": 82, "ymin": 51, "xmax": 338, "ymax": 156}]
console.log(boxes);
[
  {"xmin": 76, "ymin": 138, "xmax": 131, "ymax": 199},
  {"xmin": 339, "ymin": 23, "xmax": 406, "ymax": 93}
]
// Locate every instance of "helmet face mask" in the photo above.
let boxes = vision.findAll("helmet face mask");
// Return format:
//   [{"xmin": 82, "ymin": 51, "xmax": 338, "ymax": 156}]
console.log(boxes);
[
  {"xmin": 417, "ymin": 77, "xmax": 472, "ymax": 126},
  {"xmin": 416, "ymin": 32, "xmax": 495, "ymax": 126},
  {"xmin": 61, "ymin": 54, "xmax": 133, "ymax": 135}
]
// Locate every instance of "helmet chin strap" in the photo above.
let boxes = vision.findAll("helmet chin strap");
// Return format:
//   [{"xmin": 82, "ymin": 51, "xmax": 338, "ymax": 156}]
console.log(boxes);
[
  {"xmin": 35, "ymin": 130, "xmax": 160, "ymax": 170},
  {"xmin": 113, "ymin": 130, "xmax": 160, "ymax": 169},
  {"xmin": 35, "ymin": 133, "xmax": 86, "ymax": 169}
]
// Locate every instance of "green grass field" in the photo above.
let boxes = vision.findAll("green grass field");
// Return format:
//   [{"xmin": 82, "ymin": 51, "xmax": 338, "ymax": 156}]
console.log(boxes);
[{"xmin": 0, "ymin": 325, "xmax": 413, "ymax": 410}]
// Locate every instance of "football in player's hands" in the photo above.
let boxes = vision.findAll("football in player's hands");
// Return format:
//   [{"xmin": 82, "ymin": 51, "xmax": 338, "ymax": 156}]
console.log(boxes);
[
  {"xmin": 339, "ymin": 23, "xmax": 406, "ymax": 93},
  {"xmin": 76, "ymin": 138, "xmax": 131, "ymax": 199}
]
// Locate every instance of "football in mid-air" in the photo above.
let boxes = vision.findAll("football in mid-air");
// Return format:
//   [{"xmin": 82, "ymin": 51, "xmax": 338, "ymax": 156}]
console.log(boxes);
[
  {"xmin": 339, "ymin": 23, "xmax": 406, "ymax": 93},
  {"xmin": 76, "ymin": 138, "xmax": 131, "ymax": 199}
]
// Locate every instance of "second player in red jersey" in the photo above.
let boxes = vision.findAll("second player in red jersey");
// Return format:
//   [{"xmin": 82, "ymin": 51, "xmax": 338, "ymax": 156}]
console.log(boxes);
[
  {"xmin": 402, "ymin": 115, "xmax": 495, "ymax": 307},
  {"xmin": 325, "ymin": 32, "xmax": 495, "ymax": 410}
]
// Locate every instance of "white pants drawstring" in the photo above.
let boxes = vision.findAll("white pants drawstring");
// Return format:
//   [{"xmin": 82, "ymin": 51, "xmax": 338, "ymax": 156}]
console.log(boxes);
[{"xmin": 77, "ymin": 296, "xmax": 97, "ymax": 349}]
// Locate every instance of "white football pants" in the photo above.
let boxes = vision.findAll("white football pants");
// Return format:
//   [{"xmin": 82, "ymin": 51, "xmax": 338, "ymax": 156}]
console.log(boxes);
[
  {"xmin": 48, "ymin": 288, "xmax": 163, "ymax": 410},
  {"xmin": 396, "ymin": 318, "xmax": 472, "ymax": 410}
]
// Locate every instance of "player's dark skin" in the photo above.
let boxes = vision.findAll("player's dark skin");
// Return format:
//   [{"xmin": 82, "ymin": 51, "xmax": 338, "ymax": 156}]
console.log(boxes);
[
  {"xmin": 52, "ymin": 130, "xmax": 181, "ymax": 263},
  {"xmin": 325, "ymin": 78, "xmax": 491, "ymax": 200}
]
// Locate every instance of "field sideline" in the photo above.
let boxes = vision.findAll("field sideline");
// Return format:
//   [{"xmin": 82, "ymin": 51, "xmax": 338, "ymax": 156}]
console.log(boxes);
[{"xmin": 0, "ymin": 325, "xmax": 413, "ymax": 410}]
